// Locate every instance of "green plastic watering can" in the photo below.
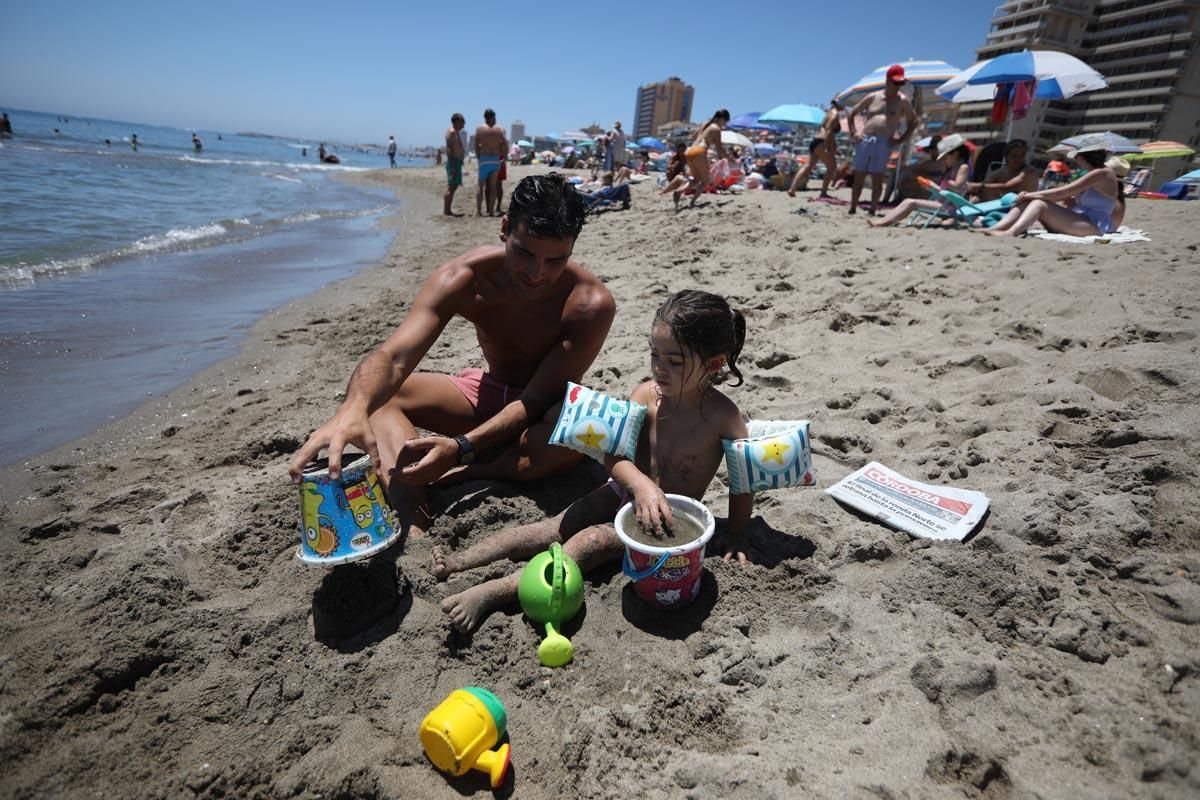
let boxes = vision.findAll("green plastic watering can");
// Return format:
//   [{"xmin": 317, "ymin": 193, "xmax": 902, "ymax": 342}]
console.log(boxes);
[{"xmin": 517, "ymin": 542, "xmax": 583, "ymax": 667}]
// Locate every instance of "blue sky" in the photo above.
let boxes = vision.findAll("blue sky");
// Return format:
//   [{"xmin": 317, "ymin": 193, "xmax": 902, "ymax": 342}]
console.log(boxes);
[{"xmin": 1, "ymin": 0, "xmax": 996, "ymax": 146}]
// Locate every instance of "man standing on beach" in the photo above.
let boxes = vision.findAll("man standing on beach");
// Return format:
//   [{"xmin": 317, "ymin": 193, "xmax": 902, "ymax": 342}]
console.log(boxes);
[
  {"xmin": 444, "ymin": 113, "xmax": 465, "ymax": 217},
  {"xmin": 387, "ymin": 135, "xmax": 397, "ymax": 168},
  {"xmin": 475, "ymin": 109, "xmax": 507, "ymax": 216},
  {"xmin": 288, "ymin": 173, "xmax": 615, "ymax": 538},
  {"xmin": 846, "ymin": 64, "xmax": 918, "ymax": 216}
]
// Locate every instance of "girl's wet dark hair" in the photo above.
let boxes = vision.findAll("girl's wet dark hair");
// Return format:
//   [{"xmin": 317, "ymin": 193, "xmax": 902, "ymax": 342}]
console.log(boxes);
[
  {"xmin": 506, "ymin": 173, "xmax": 589, "ymax": 240},
  {"xmin": 950, "ymin": 145, "xmax": 972, "ymax": 165},
  {"xmin": 654, "ymin": 289, "xmax": 746, "ymax": 388}
]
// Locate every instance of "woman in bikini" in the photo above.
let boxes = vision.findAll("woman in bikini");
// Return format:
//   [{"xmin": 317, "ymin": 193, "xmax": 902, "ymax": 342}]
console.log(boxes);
[
  {"xmin": 788, "ymin": 99, "xmax": 842, "ymax": 198},
  {"xmin": 684, "ymin": 109, "xmax": 730, "ymax": 207}
]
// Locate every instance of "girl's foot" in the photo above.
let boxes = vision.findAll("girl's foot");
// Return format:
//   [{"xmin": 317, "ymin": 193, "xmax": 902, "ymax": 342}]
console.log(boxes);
[
  {"xmin": 441, "ymin": 582, "xmax": 509, "ymax": 633},
  {"xmin": 430, "ymin": 546, "xmax": 463, "ymax": 580}
]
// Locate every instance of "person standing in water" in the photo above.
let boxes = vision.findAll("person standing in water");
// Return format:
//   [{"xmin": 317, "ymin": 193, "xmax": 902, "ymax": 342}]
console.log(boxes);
[
  {"xmin": 130, "ymin": 133, "xmax": 138, "ymax": 151},
  {"xmin": 192, "ymin": 132, "xmax": 202, "ymax": 151}
]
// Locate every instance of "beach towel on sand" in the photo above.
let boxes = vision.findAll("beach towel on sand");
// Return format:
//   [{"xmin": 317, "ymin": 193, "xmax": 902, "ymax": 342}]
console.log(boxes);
[{"xmin": 1030, "ymin": 226, "xmax": 1150, "ymax": 245}]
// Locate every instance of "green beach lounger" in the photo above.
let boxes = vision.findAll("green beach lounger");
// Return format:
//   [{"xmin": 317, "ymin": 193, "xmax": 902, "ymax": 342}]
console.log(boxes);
[{"xmin": 908, "ymin": 188, "xmax": 1018, "ymax": 230}]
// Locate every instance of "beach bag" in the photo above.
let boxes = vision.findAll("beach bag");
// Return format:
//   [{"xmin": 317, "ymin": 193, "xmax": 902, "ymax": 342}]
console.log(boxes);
[
  {"xmin": 549, "ymin": 382, "xmax": 646, "ymax": 462},
  {"xmin": 723, "ymin": 420, "xmax": 815, "ymax": 495}
]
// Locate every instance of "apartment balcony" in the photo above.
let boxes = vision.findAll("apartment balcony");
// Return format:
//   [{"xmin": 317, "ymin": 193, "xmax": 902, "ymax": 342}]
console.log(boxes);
[
  {"xmin": 1092, "ymin": 29, "xmax": 1196, "ymax": 55},
  {"xmin": 1081, "ymin": 102, "xmax": 1168, "ymax": 117},
  {"xmin": 1084, "ymin": 14, "xmax": 1193, "ymax": 45},
  {"xmin": 1096, "ymin": 0, "xmax": 1196, "ymax": 23},
  {"xmin": 988, "ymin": 19, "xmax": 1044, "ymax": 37}
]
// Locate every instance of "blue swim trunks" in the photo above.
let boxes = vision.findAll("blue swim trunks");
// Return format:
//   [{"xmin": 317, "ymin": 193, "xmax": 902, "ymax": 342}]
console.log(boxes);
[
  {"xmin": 853, "ymin": 134, "xmax": 893, "ymax": 174},
  {"xmin": 478, "ymin": 155, "xmax": 501, "ymax": 182}
]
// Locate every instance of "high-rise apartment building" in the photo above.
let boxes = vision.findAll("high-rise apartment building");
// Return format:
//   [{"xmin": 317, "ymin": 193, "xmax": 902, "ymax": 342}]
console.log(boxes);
[
  {"xmin": 510, "ymin": 120, "xmax": 526, "ymax": 143},
  {"xmin": 957, "ymin": 0, "xmax": 1200, "ymax": 180},
  {"xmin": 633, "ymin": 77, "xmax": 695, "ymax": 139}
]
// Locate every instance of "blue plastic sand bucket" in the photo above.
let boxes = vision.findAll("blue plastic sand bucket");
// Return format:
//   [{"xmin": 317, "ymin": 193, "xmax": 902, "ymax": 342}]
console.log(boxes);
[{"xmin": 296, "ymin": 454, "xmax": 397, "ymax": 566}]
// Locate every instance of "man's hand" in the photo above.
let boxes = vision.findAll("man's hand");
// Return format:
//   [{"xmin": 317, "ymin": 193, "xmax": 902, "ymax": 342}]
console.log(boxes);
[
  {"xmin": 631, "ymin": 480, "xmax": 673, "ymax": 538},
  {"xmin": 287, "ymin": 406, "xmax": 378, "ymax": 483},
  {"xmin": 398, "ymin": 435, "xmax": 460, "ymax": 485}
]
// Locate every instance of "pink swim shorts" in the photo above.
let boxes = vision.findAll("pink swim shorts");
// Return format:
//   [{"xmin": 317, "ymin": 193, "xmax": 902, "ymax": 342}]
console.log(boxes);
[{"xmin": 446, "ymin": 368, "xmax": 525, "ymax": 420}]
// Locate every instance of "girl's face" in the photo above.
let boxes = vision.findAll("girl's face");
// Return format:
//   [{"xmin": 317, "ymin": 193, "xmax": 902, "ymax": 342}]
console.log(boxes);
[{"xmin": 649, "ymin": 323, "xmax": 723, "ymax": 399}]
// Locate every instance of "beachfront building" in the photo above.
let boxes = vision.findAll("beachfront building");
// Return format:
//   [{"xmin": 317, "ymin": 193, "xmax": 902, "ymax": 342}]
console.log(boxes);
[
  {"xmin": 957, "ymin": 0, "xmax": 1200, "ymax": 181},
  {"xmin": 633, "ymin": 77, "xmax": 694, "ymax": 140},
  {"xmin": 510, "ymin": 120, "xmax": 525, "ymax": 143}
]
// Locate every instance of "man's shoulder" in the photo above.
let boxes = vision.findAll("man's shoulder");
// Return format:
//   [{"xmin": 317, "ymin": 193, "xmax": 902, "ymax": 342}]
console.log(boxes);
[
  {"xmin": 433, "ymin": 246, "xmax": 503, "ymax": 287},
  {"xmin": 562, "ymin": 264, "xmax": 616, "ymax": 320}
]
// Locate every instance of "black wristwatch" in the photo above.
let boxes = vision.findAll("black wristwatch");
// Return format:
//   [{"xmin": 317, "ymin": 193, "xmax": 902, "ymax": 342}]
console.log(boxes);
[{"xmin": 454, "ymin": 435, "xmax": 475, "ymax": 465}]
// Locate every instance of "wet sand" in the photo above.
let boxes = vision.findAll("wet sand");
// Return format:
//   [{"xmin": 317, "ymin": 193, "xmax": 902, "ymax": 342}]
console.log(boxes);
[{"xmin": 1, "ymin": 164, "xmax": 1198, "ymax": 798}]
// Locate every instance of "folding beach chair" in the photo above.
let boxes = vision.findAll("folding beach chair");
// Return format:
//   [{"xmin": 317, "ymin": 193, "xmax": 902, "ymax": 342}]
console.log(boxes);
[
  {"xmin": 907, "ymin": 177, "xmax": 1016, "ymax": 229},
  {"xmin": 1123, "ymin": 168, "xmax": 1151, "ymax": 198}
]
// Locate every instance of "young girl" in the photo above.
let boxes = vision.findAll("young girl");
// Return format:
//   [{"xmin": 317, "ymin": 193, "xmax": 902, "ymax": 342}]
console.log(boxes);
[
  {"xmin": 433, "ymin": 289, "xmax": 753, "ymax": 633},
  {"xmin": 866, "ymin": 136, "xmax": 973, "ymax": 228}
]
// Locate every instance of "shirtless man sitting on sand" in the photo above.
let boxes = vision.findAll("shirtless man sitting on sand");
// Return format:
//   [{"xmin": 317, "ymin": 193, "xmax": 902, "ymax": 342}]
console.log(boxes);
[
  {"xmin": 846, "ymin": 64, "xmax": 918, "ymax": 216},
  {"xmin": 288, "ymin": 174, "xmax": 616, "ymax": 537},
  {"xmin": 966, "ymin": 139, "xmax": 1039, "ymax": 202}
]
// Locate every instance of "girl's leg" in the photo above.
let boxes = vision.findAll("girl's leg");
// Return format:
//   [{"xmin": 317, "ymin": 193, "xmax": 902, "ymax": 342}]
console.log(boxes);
[
  {"xmin": 440, "ymin": 521, "xmax": 626, "ymax": 633},
  {"xmin": 989, "ymin": 200, "xmax": 1100, "ymax": 238},
  {"xmin": 787, "ymin": 160, "xmax": 812, "ymax": 196},
  {"xmin": 432, "ymin": 484, "xmax": 618, "ymax": 578}
]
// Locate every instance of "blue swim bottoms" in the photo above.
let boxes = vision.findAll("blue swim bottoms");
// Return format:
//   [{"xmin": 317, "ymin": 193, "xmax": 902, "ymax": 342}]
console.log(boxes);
[
  {"xmin": 478, "ymin": 155, "xmax": 501, "ymax": 182},
  {"xmin": 853, "ymin": 135, "xmax": 892, "ymax": 174}
]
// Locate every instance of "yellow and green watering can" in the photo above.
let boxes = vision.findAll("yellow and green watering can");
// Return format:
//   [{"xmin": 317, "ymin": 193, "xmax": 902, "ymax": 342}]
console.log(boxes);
[
  {"xmin": 517, "ymin": 542, "xmax": 584, "ymax": 667},
  {"xmin": 419, "ymin": 687, "xmax": 511, "ymax": 789}
]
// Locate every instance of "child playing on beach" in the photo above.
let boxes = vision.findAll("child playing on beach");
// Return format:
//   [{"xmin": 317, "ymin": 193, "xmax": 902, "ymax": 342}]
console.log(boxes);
[{"xmin": 433, "ymin": 289, "xmax": 754, "ymax": 633}]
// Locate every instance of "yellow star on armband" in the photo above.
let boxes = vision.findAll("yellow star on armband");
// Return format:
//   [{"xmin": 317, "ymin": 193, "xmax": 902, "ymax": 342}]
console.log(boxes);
[
  {"xmin": 758, "ymin": 441, "xmax": 791, "ymax": 465},
  {"xmin": 575, "ymin": 424, "xmax": 607, "ymax": 449}
]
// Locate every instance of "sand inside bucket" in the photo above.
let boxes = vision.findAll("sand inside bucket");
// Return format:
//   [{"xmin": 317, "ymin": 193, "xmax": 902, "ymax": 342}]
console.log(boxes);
[{"xmin": 623, "ymin": 509, "xmax": 708, "ymax": 548}]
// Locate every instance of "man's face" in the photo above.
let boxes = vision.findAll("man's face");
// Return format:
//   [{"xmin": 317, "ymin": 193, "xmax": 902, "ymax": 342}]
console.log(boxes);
[
  {"xmin": 1006, "ymin": 147, "xmax": 1028, "ymax": 170},
  {"xmin": 500, "ymin": 220, "xmax": 574, "ymax": 300},
  {"xmin": 453, "ymin": 118, "xmax": 464, "ymax": 131},
  {"xmin": 485, "ymin": 114, "xmax": 496, "ymax": 126}
]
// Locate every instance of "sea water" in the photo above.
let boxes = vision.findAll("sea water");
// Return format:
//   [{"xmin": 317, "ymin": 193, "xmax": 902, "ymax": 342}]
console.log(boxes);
[{"xmin": 0, "ymin": 108, "xmax": 425, "ymax": 465}]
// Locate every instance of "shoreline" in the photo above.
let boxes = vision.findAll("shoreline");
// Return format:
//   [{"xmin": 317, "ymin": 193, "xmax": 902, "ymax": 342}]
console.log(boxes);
[{"xmin": 2, "ymin": 169, "xmax": 1197, "ymax": 798}]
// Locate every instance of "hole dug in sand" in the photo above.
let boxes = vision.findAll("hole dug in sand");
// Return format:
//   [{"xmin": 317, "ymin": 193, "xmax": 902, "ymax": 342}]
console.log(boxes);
[{"xmin": 312, "ymin": 558, "xmax": 408, "ymax": 650}]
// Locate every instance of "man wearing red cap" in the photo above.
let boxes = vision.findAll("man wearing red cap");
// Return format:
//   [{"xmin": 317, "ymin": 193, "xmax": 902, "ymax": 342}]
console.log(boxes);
[{"xmin": 846, "ymin": 63, "xmax": 918, "ymax": 216}]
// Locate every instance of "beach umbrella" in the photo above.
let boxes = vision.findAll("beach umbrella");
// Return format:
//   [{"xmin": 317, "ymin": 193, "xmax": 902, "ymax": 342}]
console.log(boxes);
[
  {"xmin": 835, "ymin": 59, "xmax": 961, "ymax": 104},
  {"xmin": 1174, "ymin": 168, "xmax": 1200, "ymax": 185},
  {"xmin": 516, "ymin": 139, "xmax": 534, "ymax": 148},
  {"xmin": 1125, "ymin": 141, "xmax": 1196, "ymax": 161},
  {"xmin": 758, "ymin": 104, "xmax": 825, "ymax": 126},
  {"xmin": 720, "ymin": 130, "xmax": 753, "ymax": 149},
  {"xmin": 727, "ymin": 112, "xmax": 787, "ymax": 132},
  {"xmin": 753, "ymin": 143, "xmax": 778, "ymax": 155},
  {"xmin": 938, "ymin": 51, "xmax": 1106, "ymax": 102},
  {"xmin": 637, "ymin": 136, "xmax": 665, "ymax": 150},
  {"xmin": 1047, "ymin": 132, "xmax": 1142, "ymax": 156}
]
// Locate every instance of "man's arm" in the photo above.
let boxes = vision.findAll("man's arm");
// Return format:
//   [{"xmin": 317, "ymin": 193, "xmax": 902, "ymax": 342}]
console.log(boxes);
[
  {"xmin": 847, "ymin": 95, "xmax": 871, "ymax": 142},
  {"xmin": 896, "ymin": 98, "xmax": 918, "ymax": 144},
  {"xmin": 287, "ymin": 259, "xmax": 471, "ymax": 480},
  {"xmin": 399, "ymin": 278, "xmax": 617, "ymax": 483}
]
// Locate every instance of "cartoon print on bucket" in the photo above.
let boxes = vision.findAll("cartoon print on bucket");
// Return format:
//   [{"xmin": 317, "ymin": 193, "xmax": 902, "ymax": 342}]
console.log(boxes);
[
  {"xmin": 296, "ymin": 453, "xmax": 397, "ymax": 566},
  {"xmin": 613, "ymin": 494, "xmax": 716, "ymax": 609}
]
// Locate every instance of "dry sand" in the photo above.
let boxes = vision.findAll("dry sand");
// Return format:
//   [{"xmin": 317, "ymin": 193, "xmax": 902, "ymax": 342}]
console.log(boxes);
[{"xmin": 1, "ymin": 165, "xmax": 1198, "ymax": 799}]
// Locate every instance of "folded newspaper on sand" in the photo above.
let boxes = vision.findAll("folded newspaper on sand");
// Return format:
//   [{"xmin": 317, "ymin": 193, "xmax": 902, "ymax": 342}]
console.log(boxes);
[{"xmin": 825, "ymin": 462, "xmax": 989, "ymax": 542}]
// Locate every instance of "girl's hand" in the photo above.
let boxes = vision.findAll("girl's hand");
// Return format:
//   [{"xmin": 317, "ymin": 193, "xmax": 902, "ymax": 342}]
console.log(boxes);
[{"xmin": 632, "ymin": 481, "xmax": 674, "ymax": 537}]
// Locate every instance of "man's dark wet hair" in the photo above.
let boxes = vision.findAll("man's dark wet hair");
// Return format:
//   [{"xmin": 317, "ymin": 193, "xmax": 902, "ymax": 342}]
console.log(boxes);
[
  {"xmin": 505, "ymin": 173, "xmax": 588, "ymax": 240},
  {"xmin": 451, "ymin": 112, "xmax": 464, "ymax": 123},
  {"xmin": 484, "ymin": 108, "xmax": 496, "ymax": 119}
]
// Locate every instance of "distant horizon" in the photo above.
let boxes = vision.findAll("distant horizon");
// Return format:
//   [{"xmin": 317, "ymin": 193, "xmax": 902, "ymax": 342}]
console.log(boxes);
[{"xmin": 1, "ymin": 1, "xmax": 988, "ymax": 147}]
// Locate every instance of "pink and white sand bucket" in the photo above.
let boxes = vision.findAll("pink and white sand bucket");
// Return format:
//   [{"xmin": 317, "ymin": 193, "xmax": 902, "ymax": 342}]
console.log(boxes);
[{"xmin": 614, "ymin": 494, "xmax": 715, "ymax": 609}]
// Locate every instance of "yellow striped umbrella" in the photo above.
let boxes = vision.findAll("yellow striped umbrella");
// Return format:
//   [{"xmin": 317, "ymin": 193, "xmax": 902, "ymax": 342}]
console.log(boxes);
[{"xmin": 1125, "ymin": 141, "xmax": 1195, "ymax": 161}]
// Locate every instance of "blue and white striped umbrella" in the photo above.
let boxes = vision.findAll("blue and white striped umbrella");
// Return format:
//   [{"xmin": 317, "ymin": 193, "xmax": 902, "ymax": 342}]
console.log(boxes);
[
  {"xmin": 1176, "ymin": 169, "xmax": 1200, "ymax": 185},
  {"xmin": 938, "ymin": 50, "xmax": 1106, "ymax": 103},
  {"xmin": 835, "ymin": 59, "xmax": 961, "ymax": 104}
]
